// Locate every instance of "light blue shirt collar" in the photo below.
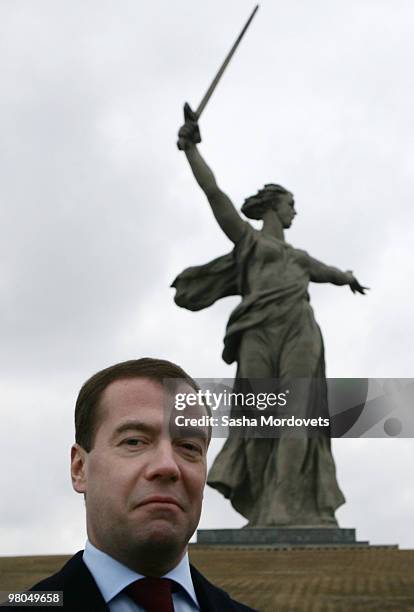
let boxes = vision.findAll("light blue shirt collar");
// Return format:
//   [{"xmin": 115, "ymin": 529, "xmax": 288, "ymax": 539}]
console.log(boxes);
[{"xmin": 83, "ymin": 540, "xmax": 198, "ymax": 607}]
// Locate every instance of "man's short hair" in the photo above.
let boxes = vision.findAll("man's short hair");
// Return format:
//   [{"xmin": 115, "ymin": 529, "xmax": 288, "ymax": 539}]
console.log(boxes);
[{"xmin": 75, "ymin": 358, "xmax": 199, "ymax": 452}]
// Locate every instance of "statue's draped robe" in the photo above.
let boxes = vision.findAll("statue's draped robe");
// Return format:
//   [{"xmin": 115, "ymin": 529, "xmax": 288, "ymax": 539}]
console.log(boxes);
[{"xmin": 172, "ymin": 223, "xmax": 345, "ymax": 525}]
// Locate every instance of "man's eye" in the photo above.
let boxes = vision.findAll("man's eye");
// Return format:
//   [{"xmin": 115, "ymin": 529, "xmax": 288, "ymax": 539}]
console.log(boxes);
[
  {"xmin": 122, "ymin": 439, "xmax": 142, "ymax": 447},
  {"xmin": 180, "ymin": 442, "xmax": 202, "ymax": 455}
]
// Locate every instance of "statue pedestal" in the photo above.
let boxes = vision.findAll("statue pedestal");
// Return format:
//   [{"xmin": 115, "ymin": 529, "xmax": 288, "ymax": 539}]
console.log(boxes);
[{"xmin": 196, "ymin": 527, "xmax": 375, "ymax": 548}]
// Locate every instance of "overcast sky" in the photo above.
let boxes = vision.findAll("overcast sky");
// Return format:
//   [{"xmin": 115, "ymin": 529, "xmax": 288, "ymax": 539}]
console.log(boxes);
[{"xmin": 1, "ymin": 0, "xmax": 413, "ymax": 556}]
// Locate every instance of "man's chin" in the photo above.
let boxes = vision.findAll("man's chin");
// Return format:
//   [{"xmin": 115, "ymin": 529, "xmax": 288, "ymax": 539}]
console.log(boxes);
[
  {"xmin": 139, "ymin": 517, "xmax": 183, "ymax": 542},
  {"xmin": 134, "ymin": 523, "xmax": 188, "ymax": 559}
]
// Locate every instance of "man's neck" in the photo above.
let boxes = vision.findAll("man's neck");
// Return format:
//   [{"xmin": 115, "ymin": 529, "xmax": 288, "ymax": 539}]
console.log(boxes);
[{"xmin": 89, "ymin": 538, "xmax": 186, "ymax": 577}]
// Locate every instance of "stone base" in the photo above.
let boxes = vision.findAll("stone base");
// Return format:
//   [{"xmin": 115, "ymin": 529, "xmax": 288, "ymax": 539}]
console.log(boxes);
[{"xmin": 196, "ymin": 527, "xmax": 373, "ymax": 547}]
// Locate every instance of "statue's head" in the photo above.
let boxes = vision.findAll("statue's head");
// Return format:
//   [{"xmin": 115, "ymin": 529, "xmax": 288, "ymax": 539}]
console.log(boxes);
[{"xmin": 241, "ymin": 184, "xmax": 296, "ymax": 228}]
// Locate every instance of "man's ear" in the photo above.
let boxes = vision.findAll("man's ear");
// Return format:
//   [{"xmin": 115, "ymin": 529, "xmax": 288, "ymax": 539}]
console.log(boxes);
[{"xmin": 71, "ymin": 444, "xmax": 88, "ymax": 494}]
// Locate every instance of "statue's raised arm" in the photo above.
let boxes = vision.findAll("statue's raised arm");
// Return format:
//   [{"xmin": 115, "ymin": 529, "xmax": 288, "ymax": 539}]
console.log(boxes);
[{"xmin": 178, "ymin": 103, "xmax": 245, "ymax": 244}]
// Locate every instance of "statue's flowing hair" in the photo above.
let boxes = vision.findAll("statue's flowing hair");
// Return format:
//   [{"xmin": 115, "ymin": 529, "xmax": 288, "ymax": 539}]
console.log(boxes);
[{"xmin": 241, "ymin": 183, "xmax": 292, "ymax": 220}]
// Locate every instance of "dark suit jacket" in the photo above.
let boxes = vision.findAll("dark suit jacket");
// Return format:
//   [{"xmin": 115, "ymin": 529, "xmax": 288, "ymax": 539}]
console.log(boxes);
[{"xmin": 7, "ymin": 551, "xmax": 257, "ymax": 612}]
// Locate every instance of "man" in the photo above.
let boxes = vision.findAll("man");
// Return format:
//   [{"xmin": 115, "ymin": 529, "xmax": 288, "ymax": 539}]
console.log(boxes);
[{"xmin": 23, "ymin": 358, "xmax": 256, "ymax": 611}]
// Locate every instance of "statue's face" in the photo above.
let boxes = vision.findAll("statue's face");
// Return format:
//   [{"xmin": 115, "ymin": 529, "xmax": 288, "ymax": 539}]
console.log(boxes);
[{"xmin": 275, "ymin": 193, "xmax": 296, "ymax": 228}]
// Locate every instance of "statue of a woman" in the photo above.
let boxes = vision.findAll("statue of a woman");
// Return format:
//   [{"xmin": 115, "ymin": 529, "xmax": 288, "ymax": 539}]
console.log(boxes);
[{"xmin": 173, "ymin": 104, "xmax": 367, "ymax": 527}]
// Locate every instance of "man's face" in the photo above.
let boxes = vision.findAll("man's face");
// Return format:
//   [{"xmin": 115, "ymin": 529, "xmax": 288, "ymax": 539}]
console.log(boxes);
[{"xmin": 71, "ymin": 377, "xmax": 208, "ymax": 567}]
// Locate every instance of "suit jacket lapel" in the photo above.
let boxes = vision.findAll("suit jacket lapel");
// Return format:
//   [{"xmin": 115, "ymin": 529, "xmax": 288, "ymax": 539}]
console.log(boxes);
[
  {"xmin": 190, "ymin": 564, "xmax": 238, "ymax": 612},
  {"xmin": 53, "ymin": 551, "xmax": 109, "ymax": 612}
]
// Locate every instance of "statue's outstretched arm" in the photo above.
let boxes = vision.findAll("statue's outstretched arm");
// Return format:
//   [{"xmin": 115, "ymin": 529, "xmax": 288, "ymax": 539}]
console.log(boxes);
[
  {"xmin": 178, "ymin": 105, "xmax": 245, "ymax": 244},
  {"xmin": 308, "ymin": 255, "xmax": 368, "ymax": 295}
]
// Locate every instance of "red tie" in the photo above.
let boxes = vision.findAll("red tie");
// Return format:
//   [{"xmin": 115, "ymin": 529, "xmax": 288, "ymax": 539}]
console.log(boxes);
[{"xmin": 125, "ymin": 577, "xmax": 174, "ymax": 612}]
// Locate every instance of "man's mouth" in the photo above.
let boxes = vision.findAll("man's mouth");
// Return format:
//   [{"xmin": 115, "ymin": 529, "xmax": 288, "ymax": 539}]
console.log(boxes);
[{"xmin": 136, "ymin": 496, "xmax": 184, "ymax": 510}]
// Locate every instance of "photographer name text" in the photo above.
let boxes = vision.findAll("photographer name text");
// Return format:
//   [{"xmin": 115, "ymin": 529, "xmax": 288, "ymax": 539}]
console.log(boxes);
[{"xmin": 175, "ymin": 415, "xmax": 330, "ymax": 428}]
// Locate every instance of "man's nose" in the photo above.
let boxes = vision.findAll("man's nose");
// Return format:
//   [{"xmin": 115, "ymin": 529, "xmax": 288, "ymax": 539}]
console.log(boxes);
[{"xmin": 145, "ymin": 441, "xmax": 180, "ymax": 481}]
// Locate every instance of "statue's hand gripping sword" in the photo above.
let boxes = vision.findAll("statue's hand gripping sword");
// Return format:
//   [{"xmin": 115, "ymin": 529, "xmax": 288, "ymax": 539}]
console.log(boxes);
[{"xmin": 177, "ymin": 5, "xmax": 259, "ymax": 150}]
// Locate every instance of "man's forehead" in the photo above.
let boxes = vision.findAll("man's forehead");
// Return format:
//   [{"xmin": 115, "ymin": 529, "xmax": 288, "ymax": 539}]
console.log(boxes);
[
  {"xmin": 101, "ymin": 377, "xmax": 196, "ymax": 402},
  {"xmin": 98, "ymin": 377, "xmax": 204, "ymax": 422},
  {"xmin": 101, "ymin": 377, "xmax": 165, "ymax": 404}
]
